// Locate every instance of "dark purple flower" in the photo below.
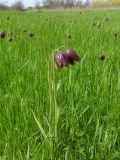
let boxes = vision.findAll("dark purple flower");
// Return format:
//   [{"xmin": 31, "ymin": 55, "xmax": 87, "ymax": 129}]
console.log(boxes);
[
  {"xmin": 7, "ymin": 16, "xmax": 10, "ymax": 20},
  {"xmin": 54, "ymin": 51, "xmax": 70, "ymax": 68},
  {"xmin": 105, "ymin": 17, "xmax": 108, "ymax": 21},
  {"xmin": 93, "ymin": 22, "xmax": 96, "ymax": 26},
  {"xmin": 28, "ymin": 32, "xmax": 33, "ymax": 37},
  {"xmin": 22, "ymin": 28, "xmax": 27, "ymax": 32},
  {"xmin": 8, "ymin": 37, "xmax": 13, "ymax": 42},
  {"xmin": 99, "ymin": 54, "xmax": 105, "ymax": 61},
  {"xmin": 67, "ymin": 33, "xmax": 71, "ymax": 39},
  {"xmin": 65, "ymin": 49, "xmax": 80, "ymax": 65},
  {"xmin": 0, "ymin": 32, "xmax": 5, "ymax": 38},
  {"xmin": 113, "ymin": 32, "xmax": 118, "ymax": 38},
  {"xmin": 9, "ymin": 31, "xmax": 13, "ymax": 35}
]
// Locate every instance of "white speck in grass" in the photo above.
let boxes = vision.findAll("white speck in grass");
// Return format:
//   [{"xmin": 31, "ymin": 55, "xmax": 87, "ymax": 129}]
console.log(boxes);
[
  {"xmin": 7, "ymin": 46, "xmax": 12, "ymax": 52},
  {"xmin": 57, "ymin": 81, "xmax": 61, "ymax": 91},
  {"xmin": 4, "ymin": 94, "xmax": 8, "ymax": 98}
]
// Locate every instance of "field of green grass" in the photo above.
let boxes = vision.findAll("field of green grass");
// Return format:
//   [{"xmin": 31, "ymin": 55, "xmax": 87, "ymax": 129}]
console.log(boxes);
[{"xmin": 0, "ymin": 9, "xmax": 120, "ymax": 159}]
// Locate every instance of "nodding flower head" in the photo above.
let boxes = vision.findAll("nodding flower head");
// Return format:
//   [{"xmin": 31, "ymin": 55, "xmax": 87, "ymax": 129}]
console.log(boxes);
[
  {"xmin": 7, "ymin": 16, "xmax": 10, "ymax": 20},
  {"xmin": 22, "ymin": 28, "xmax": 27, "ymax": 32},
  {"xmin": 67, "ymin": 33, "xmax": 71, "ymax": 39},
  {"xmin": 65, "ymin": 49, "xmax": 80, "ymax": 65},
  {"xmin": 28, "ymin": 32, "xmax": 33, "ymax": 37},
  {"xmin": 0, "ymin": 32, "xmax": 5, "ymax": 38},
  {"xmin": 113, "ymin": 32, "xmax": 118, "ymax": 38},
  {"xmin": 8, "ymin": 37, "xmax": 13, "ymax": 42},
  {"xmin": 54, "ymin": 51, "xmax": 70, "ymax": 68},
  {"xmin": 99, "ymin": 53, "xmax": 105, "ymax": 61}
]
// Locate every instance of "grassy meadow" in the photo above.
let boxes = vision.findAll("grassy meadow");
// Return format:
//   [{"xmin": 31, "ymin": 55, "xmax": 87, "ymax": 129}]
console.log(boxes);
[{"xmin": 0, "ymin": 9, "xmax": 120, "ymax": 159}]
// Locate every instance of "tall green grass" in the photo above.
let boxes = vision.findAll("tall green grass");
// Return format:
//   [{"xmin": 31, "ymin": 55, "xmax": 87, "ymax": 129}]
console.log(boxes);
[{"xmin": 0, "ymin": 9, "xmax": 120, "ymax": 159}]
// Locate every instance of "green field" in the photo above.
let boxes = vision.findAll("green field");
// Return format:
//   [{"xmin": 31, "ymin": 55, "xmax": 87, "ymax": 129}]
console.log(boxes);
[{"xmin": 0, "ymin": 9, "xmax": 120, "ymax": 159}]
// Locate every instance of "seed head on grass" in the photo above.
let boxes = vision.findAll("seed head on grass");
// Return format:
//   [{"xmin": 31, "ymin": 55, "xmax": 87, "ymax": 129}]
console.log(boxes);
[{"xmin": 96, "ymin": 21, "xmax": 101, "ymax": 27}]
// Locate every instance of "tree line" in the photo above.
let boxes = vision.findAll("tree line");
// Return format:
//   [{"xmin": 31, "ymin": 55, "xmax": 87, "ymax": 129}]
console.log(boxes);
[
  {"xmin": 0, "ymin": 0, "xmax": 90, "ymax": 10},
  {"xmin": 0, "ymin": 0, "xmax": 120, "ymax": 11}
]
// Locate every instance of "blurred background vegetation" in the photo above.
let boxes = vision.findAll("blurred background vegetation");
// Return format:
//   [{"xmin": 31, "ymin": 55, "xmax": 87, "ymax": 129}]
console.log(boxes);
[{"xmin": 92, "ymin": 0, "xmax": 120, "ymax": 7}]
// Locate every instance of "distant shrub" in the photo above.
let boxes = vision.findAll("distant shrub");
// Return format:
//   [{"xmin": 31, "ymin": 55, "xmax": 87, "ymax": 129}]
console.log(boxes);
[{"xmin": 92, "ymin": 0, "xmax": 120, "ymax": 7}]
